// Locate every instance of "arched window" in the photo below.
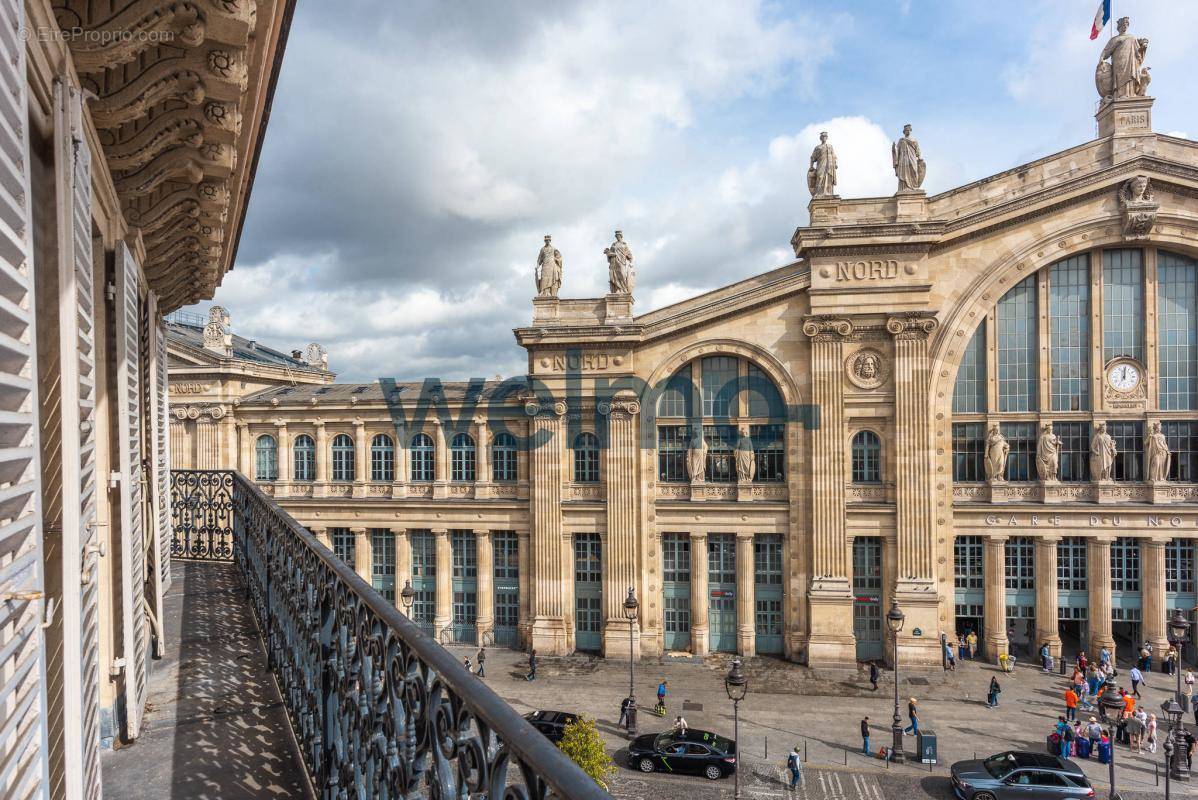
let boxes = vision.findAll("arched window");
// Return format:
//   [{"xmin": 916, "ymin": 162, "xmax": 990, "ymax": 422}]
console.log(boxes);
[
  {"xmin": 293, "ymin": 434, "xmax": 315, "ymax": 481},
  {"xmin": 410, "ymin": 433, "xmax": 434, "ymax": 482},
  {"xmin": 851, "ymin": 431, "xmax": 882, "ymax": 484},
  {"xmin": 451, "ymin": 432, "xmax": 476, "ymax": 482},
  {"xmin": 573, "ymin": 432, "xmax": 600, "ymax": 483},
  {"xmin": 332, "ymin": 433, "xmax": 355, "ymax": 482},
  {"xmin": 255, "ymin": 434, "xmax": 278, "ymax": 481},
  {"xmin": 491, "ymin": 432, "xmax": 517, "ymax": 482},
  {"xmin": 371, "ymin": 433, "xmax": 394, "ymax": 482}
]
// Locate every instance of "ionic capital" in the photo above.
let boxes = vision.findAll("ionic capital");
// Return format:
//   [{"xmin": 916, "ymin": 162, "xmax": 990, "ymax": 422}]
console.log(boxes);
[
  {"xmin": 885, "ymin": 312, "xmax": 939, "ymax": 340},
  {"xmin": 801, "ymin": 315, "xmax": 854, "ymax": 340}
]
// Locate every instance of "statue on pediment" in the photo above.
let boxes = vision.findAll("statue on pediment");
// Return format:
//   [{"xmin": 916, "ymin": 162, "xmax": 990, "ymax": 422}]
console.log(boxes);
[
  {"xmin": 807, "ymin": 131, "xmax": 837, "ymax": 198},
  {"xmin": 1036, "ymin": 424, "xmax": 1061, "ymax": 481},
  {"xmin": 1095, "ymin": 17, "xmax": 1150, "ymax": 101},
  {"xmin": 686, "ymin": 431, "xmax": 707, "ymax": 483},
  {"xmin": 1090, "ymin": 422, "xmax": 1117, "ymax": 481},
  {"xmin": 985, "ymin": 425, "xmax": 1009, "ymax": 482},
  {"xmin": 892, "ymin": 124, "xmax": 926, "ymax": 192},
  {"xmin": 605, "ymin": 230, "xmax": 635, "ymax": 295},
  {"xmin": 535, "ymin": 235, "xmax": 562, "ymax": 298},
  {"xmin": 1146, "ymin": 422, "xmax": 1171, "ymax": 482},
  {"xmin": 735, "ymin": 427, "xmax": 755, "ymax": 482}
]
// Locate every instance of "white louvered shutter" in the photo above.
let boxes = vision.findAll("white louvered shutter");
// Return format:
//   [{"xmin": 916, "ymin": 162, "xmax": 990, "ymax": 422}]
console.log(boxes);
[
  {"xmin": 0, "ymin": 0, "xmax": 51, "ymax": 797},
  {"xmin": 54, "ymin": 79, "xmax": 103, "ymax": 800},
  {"xmin": 146, "ymin": 293, "xmax": 170, "ymax": 648},
  {"xmin": 115, "ymin": 241, "xmax": 148, "ymax": 739}
]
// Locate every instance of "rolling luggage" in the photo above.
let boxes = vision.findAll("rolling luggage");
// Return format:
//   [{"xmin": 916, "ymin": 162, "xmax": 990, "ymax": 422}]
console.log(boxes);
[
  {"xmin": 1098, "ymin": 741, "xmax": 1112, "ymax": 764},
  {"xmin": 1076, "ymin": 736, "xmax": 1092, "ymax": 759}
]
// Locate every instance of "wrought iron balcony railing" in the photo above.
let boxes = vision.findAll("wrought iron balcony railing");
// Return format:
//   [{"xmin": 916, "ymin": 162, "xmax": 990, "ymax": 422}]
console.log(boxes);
[{"xmin": 170, "ymin": 469, "xmax": 610, "ymax": 799}]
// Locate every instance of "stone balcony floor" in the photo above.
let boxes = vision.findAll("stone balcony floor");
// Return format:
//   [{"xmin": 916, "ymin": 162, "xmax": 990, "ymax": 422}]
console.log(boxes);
[{"xmin": 102, "ymin": 560, "xmax": 312, "ymax": 799}]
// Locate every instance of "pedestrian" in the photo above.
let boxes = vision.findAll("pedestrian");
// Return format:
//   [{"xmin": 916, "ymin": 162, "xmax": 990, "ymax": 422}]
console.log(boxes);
[
  {"xmin": 903, "ymin": 698, "xmax": 919, "ymax": 735},
  {"xmin": 1121, "ymin": 689, "xmax": 1136, "ymax": 720},
  {"xmin": 1055, "ymin": 716, "xmax": 1071, "ymax": 759},
  {"xmin": 476, "ymin": 646, "xmax": 486, "ymax": 678},
  {"xmin": 1100, "ymin": 647, "xmax": 1111, "ymax": 668},
  {"xmin": 526, "ymin": 649, "xmax": 537, "ymax": 681},
  {"xmin": 1086, "ymin": 716, "xmax": 1102, "ymax": 747},
  {"xmin": 967, "ymin": 631, "xmax": 978, "ymax": 660},
  {"xmin": 1167, "ymin": 647, "xmax": 1178, "ymax": 676},
  {"xmin": 786, "ymin": 745, "xmax": 803, "ymax": 789},
  {"xmin": 1146, "ymin": 713, "xmax": 1158, "ymax": 754},
  {"xmin": 673, "ymin": 715, "xmax": 688, "ymax": 734},
  {"xmin": 1185, "ymin": 669, "xmax": 1195, "ymax": 705},
  {"xmin": 957, "ymin": 633, "xmax": 966, "ymax": 661},
  {"xmin": 1064, "ymin": 687, "xmax": 1079, "ymax": 721},
  {"xmin": 861, "ymin": 716, "xmax": 871, "ymax": 755},
  {"xmin": 1040, "ymin": 642, "xmax": 1051, "ymax": 673},
  {"xmin": 987, "ymin": 675, "xmax": 1001, "ymax": 708},
  {"xmin": 1077, "ymin": 650, "xmax": 1088, "ymax": 672},
  {"xmin": 618, "ymin": 695, "xmax": 633, "ymax": 728},
  {"xmin": 945, "ymin": 642, "xmax": 956, "ymax": 671},
  {"xmin": 1183, "ymin": 727, "xmax": 1197, "ymax": 770},
  {"xmin": 656, "ymin": 680, "xmax": 668, "ymax": 716},
  {"xmin": 869, "ymin": 662, "xmax": 879, "ymax": 691},
  {"xmin": 463, "ymin": 655, "xmax": 472, "ymax": 673},
  {"xmin": 1130, "ymin": 664, "xmax": 1144, "ymax": 697},
  {"xmin": 1126, "ymin": 709, "xmax": 1143, "ymax": 753}
]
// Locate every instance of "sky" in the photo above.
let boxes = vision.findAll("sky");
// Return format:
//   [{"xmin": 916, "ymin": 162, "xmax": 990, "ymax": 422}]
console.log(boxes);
[{"xmin": 188, "ymin": 0, "xmax": 1198, "ymax": 383}]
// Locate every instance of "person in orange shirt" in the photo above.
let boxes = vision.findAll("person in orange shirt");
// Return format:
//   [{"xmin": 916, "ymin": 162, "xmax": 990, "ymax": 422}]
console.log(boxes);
[
  {"xmin": 1065, "ymin": 687, "xmax": 1080, "ymax": 721},
  {"xmin": 1122, "ymin": 689, "xmax": 1136, "ymax": 717}
]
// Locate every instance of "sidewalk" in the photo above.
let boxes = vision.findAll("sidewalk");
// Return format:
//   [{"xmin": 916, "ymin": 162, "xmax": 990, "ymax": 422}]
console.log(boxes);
[{"xmin": 451, "ymin": 644, "xmax": 1198, "ymax": 797}]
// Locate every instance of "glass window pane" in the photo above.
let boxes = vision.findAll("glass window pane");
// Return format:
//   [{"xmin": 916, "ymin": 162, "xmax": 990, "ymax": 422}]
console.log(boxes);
[
  {"xmin": 701, "ymin": 356, "xmax": 738, "ymax": 418},
  {"xmin": 1053, "ymin": 422, "xmax": 1091, "ymax": 483},
  {"xmin": 1049, "ymin": 254, "xmax": 1090, "ymax": 412},
  {"xmin": 999, "ymin": 422, "xmax": 1037, "ymax": 481},
  {"xmin": 1158, "ymin": 250, "xmax": 1198, "ymax": 410},
  {"xmin": 952, "ymin": 422, "xmax": 986, "ymax": 482},
  {"xmin": 1164, "ymin": 421, "xmax": 1198, "ymax": 483},
  {"xmin": 952, "ymin": 325, "xmax": 986, "ymax": 414},
  {"xmin": 997, "ymin": 274, "xmax": 1038, "ymax": 412},
  {"xmin": 657, "ymin": 363, "xmax": 693, "ymax": 418},
  {"xmin": 1107, "ymin": 421, "xmax": 1143, "ymax": 482},
  {"xmin": 1103, "ymin": 249, "xmax": 1144, "ymax": 363}
]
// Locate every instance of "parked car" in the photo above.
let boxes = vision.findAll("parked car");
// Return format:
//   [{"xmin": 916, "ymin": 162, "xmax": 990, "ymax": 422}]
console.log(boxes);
[
  {"xmin": 951, "ymin": 751, "xmax": 1094, "ymax": 799},
  {"xmin": 523, "ymin": 710, "xmax": 578, "ymax": 743},
  {"xmin": 627, "ymin": 728, "xmax": 736, "ymax": 780}
]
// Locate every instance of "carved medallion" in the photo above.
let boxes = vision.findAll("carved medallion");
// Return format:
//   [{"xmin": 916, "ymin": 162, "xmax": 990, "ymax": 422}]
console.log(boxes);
[{"xmin": 845, "ymin": 348, "xmax": 889, "ymax": 389}]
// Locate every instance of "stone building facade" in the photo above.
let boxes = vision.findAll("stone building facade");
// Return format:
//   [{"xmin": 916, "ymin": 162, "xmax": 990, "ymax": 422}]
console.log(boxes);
[{"xmin": 172, "ymin": 55, "xmax": 1198, "ymax": 671}]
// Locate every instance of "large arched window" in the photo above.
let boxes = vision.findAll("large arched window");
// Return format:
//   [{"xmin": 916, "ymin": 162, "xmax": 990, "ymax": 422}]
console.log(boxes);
[
  {"xmin": 410, "ymin": 433, "xmax": 434, "ymax": 482},
  {"xmin": 451, "ymin": 432, "xmax": 476, "ymax": 482},
  {"xmin": 293, "ymin": 434, "xmax": 315, "ymax": 481},
  {"xmin": 655, "ymin": 354, "xmax": 785, "ymax": 483},
  {"xmin": 491, "ymin": 432, "xmax": 517, "ymax": 482},
  {"xmin": 573, "ymin": 432, "xmax": 600, "ymax": 483},
  {"xmin": 255, "ymin": 434, "xmax": 278, "ymax": 481},
  {"xmin": 332, "ymin": 433, "xmax": 355, "ymax": 481},
  {"xmin": 851, "ymin": 431, "xmax": 882, "ymax": 484},
  {"xmin": 371, "ymin": 433, "xmax": 394, "ymax": 482}
]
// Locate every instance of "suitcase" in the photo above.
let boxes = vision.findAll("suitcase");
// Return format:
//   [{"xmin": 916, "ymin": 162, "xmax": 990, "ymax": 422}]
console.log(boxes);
[
  {"xmin": 1098, "ymin": 741, "xmax": 1112, "ymax": 764},
  {"xmin": 1077, "ymin": 737, "xmax": 1092, "ymax": 759}
]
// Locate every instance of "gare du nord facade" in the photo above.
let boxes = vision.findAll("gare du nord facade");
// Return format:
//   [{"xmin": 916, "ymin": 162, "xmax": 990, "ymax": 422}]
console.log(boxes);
[{"xmin": 171, "ymin": 80, "xmax": 1198, "ymax": 673}]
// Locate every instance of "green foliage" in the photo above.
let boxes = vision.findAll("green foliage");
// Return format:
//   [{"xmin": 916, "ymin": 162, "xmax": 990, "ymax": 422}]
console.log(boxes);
[{"xmin": 556, "ymin": 716, "xmax": 615, "ymax": 790}]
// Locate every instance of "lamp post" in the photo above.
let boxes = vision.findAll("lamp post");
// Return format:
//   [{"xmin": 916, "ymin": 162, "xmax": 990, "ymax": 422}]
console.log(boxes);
[
  {"xmin": 1165, "ymin": 735, "xmax": 1175, "ymax": 800},
  {"xmin": 725, "ymin": 657, "xmax": 748, "ymax": 800},
  {"xmin": 886, "ymin": 600, "xmax": 906, "ymax": 764},
  {"xmin": 622, "ymin": 587, "xmax": 639, "ymax": 737},
  {"xmin": 400, "ymin": 579, "xmax": 415, "ymax": 613},
  {"xmin": 1167, "ymin": 609, "xmax": 1192, "ymax": 782},
  {"xmin": 1097, "ymin": 679, "xmax": 1124, "ymax": 800}
]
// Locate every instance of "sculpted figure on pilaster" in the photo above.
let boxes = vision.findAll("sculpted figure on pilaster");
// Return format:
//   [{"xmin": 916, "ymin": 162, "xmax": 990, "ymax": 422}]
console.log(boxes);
[
  {"xmin": 1036, "ymin": 424, "xmax": 1061, "ymax": 481},
  {"xmin": 1095, "ymin": 17, "xmax": 1150, "ymax": 101},
  {"xmin": 605, "ymin": 230, "xmax": 635, "ymax": 295},
  {"xmin": 735, "ymin": 427, "xmax": 755, "ymax": 482},
  {"xmin": 1090, "ymin": 422, "xmax": 1117, "ymax": 481},
  {"xmin": 801, "ymin": 316, "xmax": 854, "ymax": 341},
  {"xmin": 1146, "ymin": 421, "xmax": 1171, "ymax": 482},
  {"xmin": 985, "ymin": 425, "xmax": 1009, "ymax": 482},
  {"xmin": 807, "ymin": 131, "xmax": 837, "ymax": 198},
  {"xmin": 534, "ymin": 234, "xmax": 562, "ymax": 298},
  {"xmin": 885, "ymin": 312, "xmax": 938, "ymax": 339},
  {"xmin": 892, "ymin": 124, "xmax": 926, "ymax": 193},
  {"xmin": 686, "ymin": 432, "xmax": 707, "ymax": 483}
]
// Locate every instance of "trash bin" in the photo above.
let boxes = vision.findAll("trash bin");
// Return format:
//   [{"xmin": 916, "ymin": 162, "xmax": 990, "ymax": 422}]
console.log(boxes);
[{"xmin": 916, "ymin": 729, "xmax": 937, "ymax": 764}]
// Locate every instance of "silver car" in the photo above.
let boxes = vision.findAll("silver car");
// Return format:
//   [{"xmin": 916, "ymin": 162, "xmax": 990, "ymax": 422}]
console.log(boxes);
[{"xmin": 951, "ymin": 751, "xmax": 1094, "ymax": 799}]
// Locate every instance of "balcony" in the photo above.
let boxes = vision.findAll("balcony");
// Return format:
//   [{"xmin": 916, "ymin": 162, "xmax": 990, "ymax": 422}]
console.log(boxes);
[{"xmin": 104, "ymin": 470, "xmax": 607, "ymax": 799}]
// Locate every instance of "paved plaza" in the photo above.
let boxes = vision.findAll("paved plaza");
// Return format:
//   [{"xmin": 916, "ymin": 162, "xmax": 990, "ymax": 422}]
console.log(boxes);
[{"xmin": 448, "ymin": 644, "xmax": 1198, "ymax": 798}]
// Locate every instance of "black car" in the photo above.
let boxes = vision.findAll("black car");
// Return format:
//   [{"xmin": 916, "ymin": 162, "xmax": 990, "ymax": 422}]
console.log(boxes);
[
  {"xmin": 523, "ymin": 710, "xmax": 578, "ymax": 743},
  {"xmin": 951, "ymin": 751, "xmax": 1094, "ymax": 799},
  {"xmin": 627, "ymin": 729, "xmax": 736, "ymax": 780}
]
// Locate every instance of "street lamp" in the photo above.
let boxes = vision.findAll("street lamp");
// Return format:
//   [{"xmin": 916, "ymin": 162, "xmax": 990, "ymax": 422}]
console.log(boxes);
[
  {"xmin": 1097, "ymin": 678, "xmax": 1124, "ymax": 800},
  {"xmin": 886, "ymin": 600, "xmax": 906, "ymax": 764},
  {"xmin": 725, "ymin": 657, "xmax": 748, "ymax": 800},
  {"xmin": 1167, "ymin": 609, "xmax": 1192, "ymax": 783},
  {"xmin": 622, "ymin": 587, "xmax": 639, "ymax": 737},
  {"xmin": 400, "ymin": 579, "xmax": 415, "ymax": 613},
  {"xmin": 1165, "ymin": 735, "xmax": 1175, "ymax": 800}
]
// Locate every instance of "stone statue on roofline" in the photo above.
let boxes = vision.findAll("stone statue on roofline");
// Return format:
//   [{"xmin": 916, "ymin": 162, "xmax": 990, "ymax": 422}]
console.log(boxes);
[
  {"xmin": 1095, "ymin": 16, "xmax": 1150, "ymax": 101},
  {"xmin": 892, "ymin": 124, "xmax": 925, "ymax": 193},
  {"xmin": 1036, "ymin": 424, "xmax": 1060, "ymax": 481},
  {"xmin": 808, "ymin": 131, "xmax": 837, "ymax": 198},
  {"xmin": 1146, "ymin": 422, "xmax": 1171, "ymax": 482},
  {"xmin": 686, "ymin": 431, "xmax": 707, "ymax": 483},
  {"xmin": 605, "ymin": 230, "xmax": 635, "ymax": 295},
  {"xmin": 534, "ymin": 234, "xmax": 562, "ymax": 298},
  {"xmin": 735, "ymin": 427, "xmax": 755, "ymax": 482},
  {"xmin": 985, "ymin": 425, "xmax": 1009, "ymax": 482},
  {"xmin": 1090, "ymin": 422, "xmax": 1117, "ymax": 481}
]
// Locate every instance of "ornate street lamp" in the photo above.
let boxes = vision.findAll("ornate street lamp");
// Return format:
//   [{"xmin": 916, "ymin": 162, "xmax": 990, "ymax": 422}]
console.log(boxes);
[
  {"xmin": 622, "ymin": 587, "xmax": 639, "ymax": 737},
  {"xmin": 400, "ymin": 579, "xmax": 415, "ymax": 613},
  {"xmin": 1165, "ymin": 735, "xmax": 1175, "ymax": 800},
  {"xmin": 1168, "ymin": 609, "xmax": 1192, "ymax": 782},
  {"xmin": 725, "ymin": 657, "xmax": 748, "ymax": 800},
  {"xmin": 887, "ymin": 600, "xmax": 906, "ymax": 764},
  {"xmin": 1097, "ymin": 677, "xmax": 1124, "ymax": 800}
]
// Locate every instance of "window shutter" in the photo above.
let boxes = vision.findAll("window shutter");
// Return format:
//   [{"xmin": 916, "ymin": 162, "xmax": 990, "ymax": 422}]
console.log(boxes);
[
  {"xmin": 54, "ymin": 78, "xmax": 103, "ymax": 799},
  {"xmin": 115, "ymin": 241, "xmax": 148, "ymax": 739},
  {"xmin": 0, "ymin": 0, "xmax": 51, "ymax": 796},
  {"xmin": 146, "ymin": 292, "xmax": 170, "ymax": 641}
]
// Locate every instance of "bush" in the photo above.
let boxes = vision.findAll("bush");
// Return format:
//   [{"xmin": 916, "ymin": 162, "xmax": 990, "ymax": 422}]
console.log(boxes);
[{"xmin": 556, "ymin": 716, "xmax": 615, "ymax": 790}]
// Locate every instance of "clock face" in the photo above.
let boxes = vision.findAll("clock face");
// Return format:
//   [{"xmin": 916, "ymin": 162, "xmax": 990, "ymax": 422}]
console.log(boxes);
[{"xmin": 1108, "ymin": 362, "xmax": 1142, "ymax": 392}]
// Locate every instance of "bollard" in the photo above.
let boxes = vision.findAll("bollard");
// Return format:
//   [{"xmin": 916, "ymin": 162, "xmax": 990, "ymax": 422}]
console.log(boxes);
[
  {"xmin": 764, "ymin": 736, "xmax": 768, "ymax": 760},
  {"xmin": 844, "ymin": 749, "xmax": 848, "ymax": 765},
  {"xmin": 1156, "ymin": 762, "xmax": 1159, "ymax": 786},
  {"xmin": 804, "ymin": 740, "xmax": 807, "ymax": 763}
]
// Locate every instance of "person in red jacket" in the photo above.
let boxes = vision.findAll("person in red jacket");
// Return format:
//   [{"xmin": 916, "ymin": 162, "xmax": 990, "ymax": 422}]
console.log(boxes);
[{"xmin": 1064, "ymin": 687, "xmax": 1079, "ymax": 721}]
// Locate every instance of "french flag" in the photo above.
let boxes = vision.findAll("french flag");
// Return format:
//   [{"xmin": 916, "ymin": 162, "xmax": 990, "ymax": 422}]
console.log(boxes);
[{"xmin": 1090, "ymin": 0, "xmax": 1111, "ymax": 39}]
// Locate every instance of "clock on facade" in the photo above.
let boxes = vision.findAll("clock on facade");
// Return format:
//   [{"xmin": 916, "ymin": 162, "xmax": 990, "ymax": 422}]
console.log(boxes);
[{"xmin": 1106, "ymin": 360, "xmax": 1142, "ymax": 393}]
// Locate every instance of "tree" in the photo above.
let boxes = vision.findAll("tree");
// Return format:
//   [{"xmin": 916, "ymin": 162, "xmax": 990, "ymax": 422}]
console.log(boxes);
[{"xmin": 556, "ymin": 716, "xmax": 615, "ymax": 790}]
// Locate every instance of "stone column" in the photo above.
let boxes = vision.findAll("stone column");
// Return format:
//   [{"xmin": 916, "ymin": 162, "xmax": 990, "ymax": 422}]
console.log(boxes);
[
  {"xmin": 800, "ymin": 317, "xmax": 855, "ymax": 667},
  {"xmin": 314, "ymin": 422, "xmax": 328, "ymax": 495},
  {"xmin": 517, "ymin": 529, "xmax": 531, "ymax": 647},
  {"xmin": 603, "ymin": 394, "xmax": 641, "ymax": 658},
  {"xmin": 433, "ymin": 419, "xmax": 448, "ymax": 497},
  {"xmin": 434, "ymin": 528, "xmax": 452, "ymax": 639},
  {"xmin": 275, "ymin": 421, "xmax": 289, "ymax": 483},
  {"xmin": 690, "ymin": 532, "xmax": 709, "ymax": 656},
  {"xmin": 475, "ymin": 529, "xmax": 494, "ymax": 644},
  {"xmin": 352, "ymin": 527, "xmax": 371, "ymax": 583},
  {"xmin": 393, "ymin": 424, "xmax": 407, "ymax": 496},
  {"xmin": 528, "ymin": 401, "xmax": 567, "ymax": 653},
  {"xmin": 310, "ymin": 526, "xmax": 330, "ymax": 549},
  {"xmin": 1142, "ymin": 537, "xmax": 1169, "ymax": 658},
  {"xmin": 1035, "ymin": 536, "xmax": 1062, "ymax": 659},
  {"xmin": 394, "ymin": 528, "xmax": 411, "ymax": 607},
  {"xmin": 984, "ymin": 534, "xmax": 1009, "ymax": 662},
  {"xmin": 1088, "ymin": 536, "xmax": 1116, "ymax": 661},
  {"xmin": 475, "ymin": 419, "xmax": 490, "ymax": 496},
  {"xmin": 353, "ymin": 420, "xmax": 368, "ymax": 496},
  {"xmin": 736, "ymin": 532, "xmax": 756, "ymax": 656},
  {"xmin": 237, "ymin": 422, "xmax": 251, "ymax": 475},
  {"xmin": 887, "ymin": 313, "xmax": 941, "ymax": 667}
]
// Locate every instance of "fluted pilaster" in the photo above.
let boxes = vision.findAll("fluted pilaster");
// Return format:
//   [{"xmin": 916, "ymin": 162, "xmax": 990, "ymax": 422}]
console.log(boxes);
[
  {"xmin": 1143, "ymin": 537, "xmax": 1168, "ymax": 656},
  {"xmin": 1088, "ymin": 537, "xmax": 1116, "ymax": 660},
  {"xmin": 528, "ymin": 400, "xmax": 568, "ymax": 653},
  {"xmin": 475, "ymin": 529, "xmax": 494, "ymax": 641},
  {"xmin": 984, "ymin": 534, "xmax": 1009, "ymax": 661},
  {"xmin": 602, "ymin": 394, "xmax": 640, "ymax": 656},
  {"xmin": 434, "ymin": 528, "xmax": 452, "ymax": 638},
  {"xmin": 1035, "ymin": 536, "xmax": 1062, "ymax": 658},
  {"xmin": 690, "ymin": 532, "xmax": 709, "ymax": 656},
  {"xmin": 736, "ymin": 532, "xmax": 755, "ymax": 656}
]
